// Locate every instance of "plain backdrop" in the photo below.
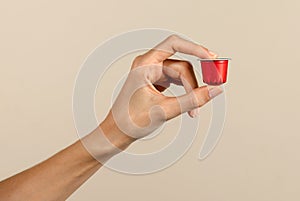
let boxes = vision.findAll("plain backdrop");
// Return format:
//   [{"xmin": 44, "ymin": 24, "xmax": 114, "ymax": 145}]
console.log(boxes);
[{"xmin": 0, "ymin": 0, "xmax": 300, "ymax": 200}]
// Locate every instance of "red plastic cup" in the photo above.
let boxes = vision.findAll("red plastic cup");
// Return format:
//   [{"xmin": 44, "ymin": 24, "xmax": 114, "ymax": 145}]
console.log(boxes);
[{"xmin": 200, "ymin": 58, "xmax": 231, "ymax": 85}]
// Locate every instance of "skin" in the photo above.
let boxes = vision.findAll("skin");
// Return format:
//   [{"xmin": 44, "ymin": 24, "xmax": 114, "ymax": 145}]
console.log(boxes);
[{"xmin": 0, "ymin": 35, "xmax": 223, "ymax": 201}]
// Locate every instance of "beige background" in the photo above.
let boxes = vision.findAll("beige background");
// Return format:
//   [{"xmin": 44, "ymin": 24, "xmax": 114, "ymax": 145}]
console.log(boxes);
[{"xmin": 1, "ymin": 0, "xmax": 300, "ymax": 200}]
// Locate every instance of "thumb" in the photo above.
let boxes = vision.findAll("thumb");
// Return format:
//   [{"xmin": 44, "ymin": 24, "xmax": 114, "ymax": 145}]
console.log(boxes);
[{"xmin": 161, "ymin": 86, "xmax": 223, "ymax": 120}]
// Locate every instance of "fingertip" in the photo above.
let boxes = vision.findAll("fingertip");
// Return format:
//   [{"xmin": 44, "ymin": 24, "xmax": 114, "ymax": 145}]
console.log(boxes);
[
  {"xmin": 208, "ymin": 86, "xmax": 223, "ymax": 99},
  {"xmin": 208, "ymin": 50, "xmax": 218, "ymax": 58},
  {"xmin": 189, "ymin": 108, "xmax": 200, "ymax": 118}
]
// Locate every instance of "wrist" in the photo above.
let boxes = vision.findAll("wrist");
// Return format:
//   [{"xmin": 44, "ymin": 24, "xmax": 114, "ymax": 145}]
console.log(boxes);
[
  {"xmin": 79, "ymin": 112, "xmax": 136, "ymax": 164},
  {"xmin": 99, "ymin": 112, "xmax": 136, "ymax": 150}
]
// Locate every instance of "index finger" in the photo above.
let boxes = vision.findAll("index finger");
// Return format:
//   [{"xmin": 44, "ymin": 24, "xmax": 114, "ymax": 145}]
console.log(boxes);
[{"xmin": 141, "ymin": 34, "xmax": 217, "ymax": 63}]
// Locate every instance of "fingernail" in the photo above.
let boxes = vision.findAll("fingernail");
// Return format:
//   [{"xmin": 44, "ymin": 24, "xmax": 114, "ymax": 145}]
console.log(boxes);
[
  {"xmin": 208, "ymin": 50, "xmax": 218, "ymax": 58},
  {"xmin": 208, "ymin": 86, "xmax": 223, "ymax": 99}
]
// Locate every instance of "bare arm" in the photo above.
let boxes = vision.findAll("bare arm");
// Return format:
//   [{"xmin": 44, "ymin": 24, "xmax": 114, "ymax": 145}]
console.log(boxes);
[
  {"xmin": 0, "ymin": 119, "xmax": 134, "ymax": 201},
  {"xmin": 0, "ymin": 35, "xmax": 222, "ymax": 201}
]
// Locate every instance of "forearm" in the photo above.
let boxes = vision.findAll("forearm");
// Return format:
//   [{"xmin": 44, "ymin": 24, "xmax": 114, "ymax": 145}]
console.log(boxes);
[
  {"xmin": 0, "ymin": 140, "xmax": 101, "ymax": 201},
  {"xmin": 0, "ymin": 116, "xmax": 134, "ymax": 201}
]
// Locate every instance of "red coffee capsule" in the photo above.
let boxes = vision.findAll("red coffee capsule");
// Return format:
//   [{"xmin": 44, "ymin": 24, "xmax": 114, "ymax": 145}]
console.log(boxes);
[{"xmin": 200, "ymin": 58, "xmax": 231, "ymax": 85}]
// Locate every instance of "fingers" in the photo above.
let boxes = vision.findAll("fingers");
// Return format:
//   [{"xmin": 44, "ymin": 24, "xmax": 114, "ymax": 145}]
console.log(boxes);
[
  {"xmin": 162, "ymin": 59, "xmax": 198, "ymax": 91},
  {"xmin": 160, "ymin": 86, "xmax": 223, "ymax": 120},
  {"xmin": 153, "ymin": 59, "xmax": 197, "ymax": 91},
  {"xmin": 161, "ymin": 59, "xmax": 199, "ymax": 117},
  {"xmin": 135, "ymin": 35, "xmax": 217, "ymax": 65}
]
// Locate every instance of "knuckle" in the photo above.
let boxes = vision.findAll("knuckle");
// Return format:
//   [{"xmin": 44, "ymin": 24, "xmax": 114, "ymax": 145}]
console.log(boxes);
[
  {"xmin": 180, "ymin": 60, "xmax": 193, "ymax": 71},
  {"xmin": 188, "ymin": 92, "xmax": 199, "ymax": 108},
  {"xmin": 190, "ymin": 88, "xmax": 211, "ymax": 107},
  {"xmin": 198, "ymin": 90, "xmax": 210, "ymax": 106},
  {"xmin": 132, "ymin": 55, "xmax": 144, "ymax": 67},
  {"xmin": 167, "ymin": 34, "xmax": 179, "ymax": 42},
  {"xmin": 178, "ymin": 60, "xmax": 194, "ymax": 79}
]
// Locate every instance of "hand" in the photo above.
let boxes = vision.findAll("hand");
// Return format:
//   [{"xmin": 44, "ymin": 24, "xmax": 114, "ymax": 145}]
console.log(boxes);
[
  {"xmin": 100, "ymin": 35, "xmax": 223, "ymax": 145},
  {"xmin": 0, "ymin": 35, "xmax": 224, "ymax": 201}
]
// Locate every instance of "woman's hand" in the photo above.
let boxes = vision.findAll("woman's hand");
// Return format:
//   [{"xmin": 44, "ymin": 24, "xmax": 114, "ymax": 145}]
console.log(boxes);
[
  {"xmin": 0, "ymin": 35, "xmax": 223, "ymax": 201},
  {"xmin": 100, "ymin": 35, "xmax": 223, "ymax": 146}
]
